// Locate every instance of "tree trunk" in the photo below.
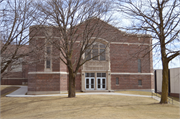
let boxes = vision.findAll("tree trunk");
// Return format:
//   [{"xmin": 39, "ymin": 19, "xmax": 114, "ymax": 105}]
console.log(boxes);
[
  {"xmin": 160, "ymin": 59, "xmax": 169, "ymax": 103},
  {"xmin": 68, "ymin": 68, "xmax": 76, "ymax": 98},
  {"xmin": 160, "ymin": 38, "xmax": 169, "ymax": 103}
]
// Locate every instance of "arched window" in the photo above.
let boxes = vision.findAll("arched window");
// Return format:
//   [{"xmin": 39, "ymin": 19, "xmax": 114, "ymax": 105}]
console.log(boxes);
[{"xmin": 85, "ymin": 42, "xmax": 106, "ymax": 61}]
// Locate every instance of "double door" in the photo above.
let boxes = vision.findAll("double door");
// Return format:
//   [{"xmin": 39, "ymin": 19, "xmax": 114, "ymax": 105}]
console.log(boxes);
[
  {"xmin": 85, "ymin": 77, "xmax": 95, "ymax": 90},
  {"xmin": 85, "ymin": 73, "xmax": 106, "ymax": 90},
  {"xmin": 97, "ymin": 77, "xmax": 106, "ymax": 90}
]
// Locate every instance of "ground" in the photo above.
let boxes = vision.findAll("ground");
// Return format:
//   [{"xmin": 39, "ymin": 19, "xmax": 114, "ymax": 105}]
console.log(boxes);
[{"xmin": 1, "ymin": 87, "xmax": 180, "ymax": 119}]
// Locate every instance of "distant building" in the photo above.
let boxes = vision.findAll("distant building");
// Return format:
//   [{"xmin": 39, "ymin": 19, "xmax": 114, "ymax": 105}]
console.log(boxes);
[{"xmin": 154, "ymin": 67, "xmax": 180, "ymax": 97}]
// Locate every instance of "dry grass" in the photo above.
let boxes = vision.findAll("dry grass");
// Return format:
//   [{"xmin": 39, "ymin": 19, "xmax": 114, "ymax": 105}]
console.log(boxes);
[
  {"xmin": 115, "ymin": 90, "xmax": 152, "ymax": 96},
  {"xmin": 1, "ymin": 95, "xmax": 179, "ymax": 119}
]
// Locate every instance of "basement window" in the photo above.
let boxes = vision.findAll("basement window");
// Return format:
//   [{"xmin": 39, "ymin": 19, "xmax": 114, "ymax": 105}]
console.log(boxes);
[
  {"xmin": 116, "ymin": 77, "xmax": 119, "ymax": 85},
  {"xmin": 138, "ymin": 80, "xmax": 142, "ymax": 86}
]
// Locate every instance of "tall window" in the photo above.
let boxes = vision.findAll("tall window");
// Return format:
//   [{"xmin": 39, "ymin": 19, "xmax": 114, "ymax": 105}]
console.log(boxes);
[
  {"xmin": 138, "ymin": 59, "xmax": 141, "ymax": 72},
  {"xmin": 92, "ymin": 44, "xmax": 98, "ymax": 60},
  {"xmin": 116, "ymin": 77, "xmax": 119, "ymax": 85},
  {"xmin": 85, "ymin": 43, "xmax": 106, "ymax": 61},
  {"xmin": 45, "ymin": 44, "xmax": 51, "ymax": 70}
]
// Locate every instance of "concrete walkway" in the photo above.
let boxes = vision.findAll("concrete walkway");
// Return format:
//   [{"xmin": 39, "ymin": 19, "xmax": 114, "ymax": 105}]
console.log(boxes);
[{"xmin": 6, "ymin": 86, "xmax": 160, "ymax": 101}]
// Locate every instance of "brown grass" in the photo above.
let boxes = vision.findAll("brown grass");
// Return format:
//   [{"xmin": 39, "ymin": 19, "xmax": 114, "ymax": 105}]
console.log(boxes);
[
  {"xmin": 115, "ymin": 90, "xmax": 152, "ymax": 95},
  {"xmin": 1, "ymin": 95, "xmax": 179, "ymax": 119}
]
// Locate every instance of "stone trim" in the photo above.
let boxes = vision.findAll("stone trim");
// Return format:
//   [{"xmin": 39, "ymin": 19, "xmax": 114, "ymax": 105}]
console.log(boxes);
[
  {"xmin": 28, "ymin": 72, "xmax": 153, "ymax": 75},
  {"xmin": 28, "ymin": 72, "xmax": 63, "ymax": 74},
  {"xmin": 111, "ymin": 72, "xmax": 153, "ymax": 75},
  {"xmin": 28, "ymin": 72, "xmax": 81, "ymax": 74},
  {"xmin": 110, "ymin": 42, "xmax": 150, "ymax": 46},
  {"xmin": 2, "ymin": 78, "xmax": 27, "ymax": 79}
]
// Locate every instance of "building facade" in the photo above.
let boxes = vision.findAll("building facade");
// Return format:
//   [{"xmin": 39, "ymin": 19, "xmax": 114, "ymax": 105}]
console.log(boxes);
[{"xmin": 2, "ymin": 19, "xmax": 154, "ymax": 94}]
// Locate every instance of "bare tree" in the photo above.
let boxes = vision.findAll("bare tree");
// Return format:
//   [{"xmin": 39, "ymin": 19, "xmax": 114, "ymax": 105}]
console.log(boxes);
[
  {"xmin": 117, "ymin": 0, "xmax": 180, "ymax": 103},
  {"xmin": 38, "ymin": 0, "xmax": 112, "ymax": 97},
  {"xmin": 0, "ymin": 0, "xmax": 42, "ymax": 77}
]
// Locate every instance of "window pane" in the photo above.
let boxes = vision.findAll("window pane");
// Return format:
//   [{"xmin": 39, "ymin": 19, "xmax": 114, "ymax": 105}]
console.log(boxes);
[
  {"xmin": 138, "ymin": 80, "xmax": 142, "ymax": 85},
  {"xmin": 85, "ymin": 73, "xmax": 89, "ymax": 77},
  {"xmin": 138, "ymin": 59, "xmax": 141, "ymax": 72},
  {"xmin": 100, "ymin": 49, "xmax": 105, "ymax": 60},
  {"xmin": 98, "ymin": 85, "xmax": 100, "ymax": 88},
  {"xmin": 91, "ymin": 79, "xmax": 94, "ymax": 88},
  {"xmin": 93, "ymin": 44, "xmax": 98, "ymax": 49},
  {"xmin": 91, "ymin": 84, "xmax": 94, "ymax": 88},
  {"xmin": 85, "ymin": 49, "xmax": 91, "ymax": 60},
  {"xmin": 98, "ymin": 79, "xmax": 100, "ymax": 85},
  {"xmin": 103, "ymin": 84, "xmax": 105, "ymax": 88},
  {"xmin": 92, "ymin": 49, "xmax": 98, "ymax": 60},
  {"xmin": 86, "ymin": 79, "xmax": 89, "ymax": 84},
  {"xmin": 100, "ymin": 44, "xmax": 106, "ymax": 48},
  {"xmin": 97, "ymin": 73, "xmax": 101, "ymax": 77},
  {"xmin": 116, "ymin": 77, "xmax": 119, "ymax": 84},
  {"xmin": 103, "ymin": 79, "xmax": 105, "ymax": 84},
  {"xmin": 46, "ymin": 59, "xmax": 50, "ymax": 68},
  {"xmin": 47, "ymin": 47, "xmax": 51, "ymax": 55},
  {"xmin": 90, "ymin": 73, "xmax": 95, "ymax": 77},
  {"xmin": 102, "ymin": 73, "xmax": 106, "ymax": 77}
]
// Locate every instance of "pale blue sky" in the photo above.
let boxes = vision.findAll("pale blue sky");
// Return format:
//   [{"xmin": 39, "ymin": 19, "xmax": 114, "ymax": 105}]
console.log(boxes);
[{"xmin": 109, "ymin": 11, "xmax": 180, "ymax": 70}]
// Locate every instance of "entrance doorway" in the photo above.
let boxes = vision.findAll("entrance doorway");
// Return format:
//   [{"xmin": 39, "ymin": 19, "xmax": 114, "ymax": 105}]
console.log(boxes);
[
  {"xmin": 85, "ymin": 73, "xmax": 95, "ymax": 90},
  {"xmin": 85, "ymin": 73, "xmax": 106, "ymax": 90},
  {"xmin": 97, "ymin": 73, "xmax": 106, "ymax": 90}
]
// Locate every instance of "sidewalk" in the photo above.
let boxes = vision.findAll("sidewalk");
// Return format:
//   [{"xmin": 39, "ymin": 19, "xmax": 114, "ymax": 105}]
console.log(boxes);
[{"xmin": 6, "ymin": 86, "xmax": 161, "ymax": 101}]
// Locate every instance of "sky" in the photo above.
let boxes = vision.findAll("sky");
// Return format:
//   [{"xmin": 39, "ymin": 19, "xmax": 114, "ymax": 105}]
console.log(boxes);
[{"xmin": 109, "ymin": 8, "xmax": 180, "ymax": 70}]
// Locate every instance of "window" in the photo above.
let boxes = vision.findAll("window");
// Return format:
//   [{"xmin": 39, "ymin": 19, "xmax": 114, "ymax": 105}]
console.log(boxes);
[
  {"xmin": 97, "ymin": 73, "xmax": 106, "ymax": 77},
  {"xmin": 85, "ymin": 43, "xmax": 106, "ymax": 61},
  {"xmin": 100, "ymin": 45, "xmax": 105, "ymax": 60},
  {"xmin": 85, "ymin": 73, "xmax": 95, "ymax": 77},
  {"xmin": 138, "ymin": 80, "xmax": 142, "ymax": 86},
  {"xmin": 85, "ymin": 49, "xmax": 91, "ymax": 60},
  {"xmin": 92, "ymin": 44, "xmax": 98, "ymax": 60},
  {"xmin": 116, "ymin": 77, "xmax": 119, "ymax": 85},
  {"xmin": 138, "ymin": 59, "xmax": 141, "ymax": 72},
  {"xmin": 45, "ymin": 44, "xmax": 52, "ymax": 70}
]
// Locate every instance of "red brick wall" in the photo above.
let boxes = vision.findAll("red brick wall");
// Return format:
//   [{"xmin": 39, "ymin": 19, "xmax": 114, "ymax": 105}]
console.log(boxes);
[
  {"xmin": 75, "ymin": 74, "xmax": 81, "ymax": 91},
  {"xmin": 110, "ymin": 44, "xmax": 151, "ymax": 73},
  {"xmin": 60, "ymin": 74, "xmax": 68, "ymax": 91},
  {"xmin": 1, "ymin": 79, "xmax": 28, "ymax": 85},
  {"xmin": 28, "ymin": 74, "xmax": 60, "ymax": 91},
  {"xmin": 111, "ymin": 75, "xmax": 152, "ymax": 90}
]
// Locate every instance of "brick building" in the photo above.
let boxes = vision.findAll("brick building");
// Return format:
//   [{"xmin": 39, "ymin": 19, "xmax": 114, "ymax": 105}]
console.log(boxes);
[{"xmin": 2, "ymin": 19, "xmax": 154, "ymax": 94}]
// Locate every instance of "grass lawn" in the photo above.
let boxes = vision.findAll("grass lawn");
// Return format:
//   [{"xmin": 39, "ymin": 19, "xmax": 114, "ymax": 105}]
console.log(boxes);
[
  {"xmin": 1, "ymin": 94, "xmax": 180, "ymax": 119},
  {"xmin": 115, "ymin": 90, "xmax": 152, "ymax": 96}
]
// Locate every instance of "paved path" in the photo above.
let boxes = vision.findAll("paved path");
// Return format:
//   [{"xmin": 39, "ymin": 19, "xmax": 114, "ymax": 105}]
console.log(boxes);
[{"xmin": 6, "ymin": 86, "xmax": 160, "ymax": 101}]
